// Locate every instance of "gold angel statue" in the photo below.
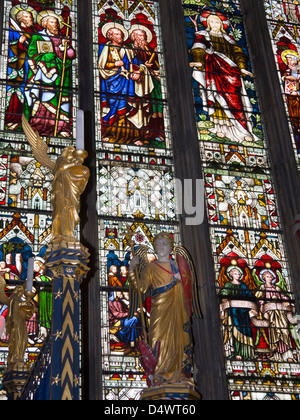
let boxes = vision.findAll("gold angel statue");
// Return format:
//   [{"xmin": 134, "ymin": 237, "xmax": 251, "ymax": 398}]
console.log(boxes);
[
  {"xmin": 0, "ymin": 275, "xmax": 37, "ymax": 369},
  {"xmin": 22, "ymin": 115, "xmax": 90, "ymax": 241},
  {"xmin": 128, "ymin": 232, "xmax": 202, "ymax": 387}
]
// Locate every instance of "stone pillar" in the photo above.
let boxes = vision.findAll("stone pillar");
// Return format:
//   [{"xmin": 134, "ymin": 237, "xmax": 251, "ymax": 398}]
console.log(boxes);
[
  {"xmin": 158, "ymin": 0, "xmax": 228, "ymax": 400},
  {"xmin": 77, "ymin": 0, "xmax": 102, "ymax": 400},
  {"xmin": 45, "ymin": 239, "xmax": 89, "ymax": 400}
]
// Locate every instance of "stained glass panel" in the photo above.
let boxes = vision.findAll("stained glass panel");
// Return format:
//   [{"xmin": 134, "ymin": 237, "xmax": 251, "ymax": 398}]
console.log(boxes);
[
  {"xmin": 264, "ymin": 0, "xmax": 300, "ymax": 168},
  {"xmin": 0, "ymin": 153, "xmax": 53, "ymax": 210},
  {"xmin": 2, "ymin": 0, "xmax": 78, "ymax": 139},
  {"xmin": 94, "ymin": 0, "xmax": 170, "ymax": 151},
  {"xmin": 211, "ymin": 226, "xmax": 300, "ymax": 399},
  {"xmin": 97, "ymin": 159, "xmax": 176, "ymax": 221},
  {"xmin": 183, "ymin": 0, "xmax": 300, "ymax": 400},
  {"xmin": 204, "ymin": 171, "xmax": 280, "ymax": 229},
  {"xmin": 0, "ymin": 210, "xmax": 53, "ymax": 398}
]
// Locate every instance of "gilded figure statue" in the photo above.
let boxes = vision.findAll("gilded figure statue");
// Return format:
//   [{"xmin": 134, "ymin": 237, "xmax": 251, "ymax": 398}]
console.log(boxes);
[
  {"xmin": 128, "ymin": 232, "xmax": 202, "ymax": 387},
  {"xmin": 0, "ymin": 275, "xmax": 37, "ymax": 369},
  {"xmin": 22, "ymin": 114, "xmax": 90, "ymax": 241}
]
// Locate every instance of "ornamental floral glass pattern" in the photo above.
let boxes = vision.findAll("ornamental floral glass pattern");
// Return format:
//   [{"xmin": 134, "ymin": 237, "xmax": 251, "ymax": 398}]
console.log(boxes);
[
  {"xmin": 0, "ymin": 0, "xmax": 79, "ymax": 399},
  {"xmin": 183, "ymin": 0, "xmax": 300, "ymax": 400},
  {"xmin": 264, "ymin": 0, "xmax": 300, "ymax": 169},
  {"xmin": 93, "ymin": 0, "xmax": 179, "ymax": 400}
]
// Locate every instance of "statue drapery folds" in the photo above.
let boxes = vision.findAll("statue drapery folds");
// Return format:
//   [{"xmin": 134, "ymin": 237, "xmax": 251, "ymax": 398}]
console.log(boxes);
[{"xmin": 128, "ymin": 232, "xmax": 202, "ymax": 388}]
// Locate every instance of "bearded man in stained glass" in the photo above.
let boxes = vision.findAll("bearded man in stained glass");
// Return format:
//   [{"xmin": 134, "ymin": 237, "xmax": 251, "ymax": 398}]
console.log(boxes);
[
  {"xmin": 24, "ymin": 11, "xmax": 76, "ymax": 137},
  {"xmin": 129, "ymin": 26, "xmax": 165, "ymax": 143},
  {"xmin": 254, "ymin": 266, "xmax": 298, "ymax": 362},
  {"xmin": 98, "ymin": 23, "xmax": 154, "ymax": 146}
]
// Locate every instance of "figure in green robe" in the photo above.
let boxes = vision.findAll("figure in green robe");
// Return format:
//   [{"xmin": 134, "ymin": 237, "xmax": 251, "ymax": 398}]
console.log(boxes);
[{"xmin": 24, "ymin": 11, "xmax": 76, "ymax": 137}]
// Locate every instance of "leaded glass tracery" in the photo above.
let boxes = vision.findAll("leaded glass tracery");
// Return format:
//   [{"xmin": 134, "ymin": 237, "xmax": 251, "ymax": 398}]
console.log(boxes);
[{"xmin": 183, "ymin": 0, "xmax": 300, "ymax": 400}]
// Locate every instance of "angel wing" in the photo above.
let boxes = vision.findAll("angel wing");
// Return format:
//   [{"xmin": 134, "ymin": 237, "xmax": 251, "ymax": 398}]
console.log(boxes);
[
  {"xmin": 252, "ymin": 268, "xmax": 264, "ymax": 289},
  {"xmin": 243, "ymin": 267, "xmax": 258, "ymax": 291},
  {"xmin": 0, "ymin": 275, "xmax": 9, "ymax": 306},
  {"xmin": 128, "ymin": 245, "xmax": 150, "ymax": 319},
  {"xmin": 217, "ymin": 266, "xmax": 229, "ymax": 289},
  {"xmin": 22, "ymin": 114, "xmax": 56, "ymax": 172},
  {"xmin": 174, "ymin": 245, "xmax": 202, "ymax": 319},
  {"xmin": 276, "ymin": 270, "xmax": 288, "ymax": 293}
]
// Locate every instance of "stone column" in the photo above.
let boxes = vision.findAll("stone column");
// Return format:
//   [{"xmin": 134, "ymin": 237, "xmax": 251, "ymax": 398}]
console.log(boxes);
[{"xmin": 158, "ymin": 0, "xmax": 228, "ymax": 400}]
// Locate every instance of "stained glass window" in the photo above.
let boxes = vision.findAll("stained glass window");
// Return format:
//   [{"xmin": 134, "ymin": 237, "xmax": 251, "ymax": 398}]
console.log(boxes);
[
  {"xmin": 264, "ymin": 0, "xmax": 300, "ymax": 169},
  {"xmin": 183, "ymin": 0, "xmax": 300, "ymax": 400},
  {"xmin": 0, "ymin": 0, "xmax": 79, "ymax": 399},
  {"xmin": 93, "ymin": 0, "xmax": 180, "ymax": 400},
  {"xmin": 1, "ymin": 0, "xmax": 300, "ymax": 402}
]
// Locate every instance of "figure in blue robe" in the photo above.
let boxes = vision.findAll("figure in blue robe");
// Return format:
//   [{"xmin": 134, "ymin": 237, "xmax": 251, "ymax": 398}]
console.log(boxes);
[{"xmin": 98, "ymin": 27, "xmax": 154, "ymax": 145}]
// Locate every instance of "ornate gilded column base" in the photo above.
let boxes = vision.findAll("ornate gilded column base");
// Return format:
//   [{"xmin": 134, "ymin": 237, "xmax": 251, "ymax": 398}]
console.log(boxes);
[
  {"xmin": 140, "ymin": 384, "xmax": 201, "ymax": 401},
  {"xmin": 45, "ymin": 238, "xmax": 90, "ymax": 401},
  {"xmin": 2, "ymin": 364, "xmax": 30, "ymax": 401}
]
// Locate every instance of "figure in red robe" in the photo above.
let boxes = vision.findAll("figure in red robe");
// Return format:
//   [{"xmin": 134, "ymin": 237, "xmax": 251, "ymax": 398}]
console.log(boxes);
[{"xmin": 189, "ymin": 12, "xmax": 260, "ymax": 145}]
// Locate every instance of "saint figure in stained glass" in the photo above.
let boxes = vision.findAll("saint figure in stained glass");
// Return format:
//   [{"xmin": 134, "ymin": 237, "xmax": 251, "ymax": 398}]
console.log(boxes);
[
  {"xmin": 23, "ymin": 10, "xmax": 76, "ymax": 137},
  {"xmin": 284, "ymin": 0, "xmax": 300, "ymax": 23},
  {"xmin": 129, "ymin": 25, "xmax": 164, "ymax": 143},
  {"xmin": 98, "ymin": 23, "xmax": 154, "ymax": 145},
  {"xmin": 0, "ymin": 277, "xmax": 37, "ymax": 368},
  {"xmin": 253, "ymin": 257, "xmax": 298, "ymax": 362},
  {"xmin": 219, "ymin": 263, "xmax": 256, "ymax": 360},
  {"xmin": 6, "ymin": 5, "xmax": 39, "ymax": 131},
  {"xmin": 189, "ymin": 11, "xmax": 260, "ymax": 145},
  {"xmin": 97, "ymin": 2, "xmax": 165, "ymax": 149}
]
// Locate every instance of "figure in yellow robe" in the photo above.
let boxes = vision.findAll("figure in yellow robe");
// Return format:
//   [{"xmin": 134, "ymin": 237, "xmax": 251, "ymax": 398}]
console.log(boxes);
[{"xmin": 129, "ymin": 232, "xmax": 194, "ymax": 386}]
